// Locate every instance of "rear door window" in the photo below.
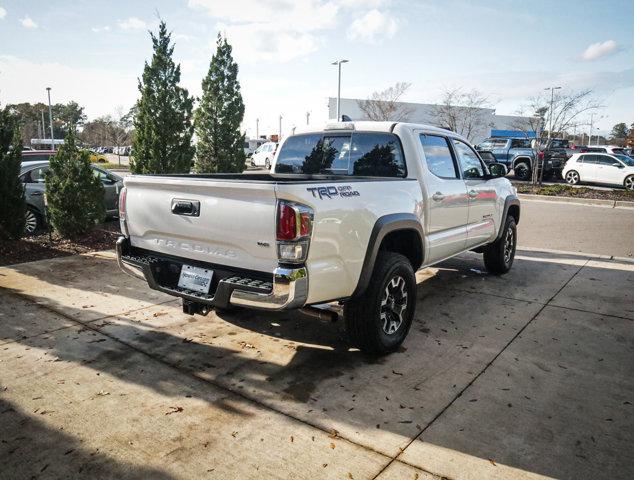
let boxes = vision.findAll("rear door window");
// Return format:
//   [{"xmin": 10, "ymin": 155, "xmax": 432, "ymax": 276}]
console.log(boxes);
[
  {"xmin": 419, "ymin": 134, "xmax": 458, "ymax": 179},
  {"xmin": 274, "ymin": 132, "xmax": 406, "ymax": 177},
  {"xmin": 510, "ymin": 139, "xmax": 531, "ymax": 148}
]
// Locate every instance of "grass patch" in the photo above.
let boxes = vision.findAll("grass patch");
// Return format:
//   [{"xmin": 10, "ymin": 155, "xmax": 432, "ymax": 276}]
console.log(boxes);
[{"xmin": 92, "ymin": 161, "xmax": 129, "ymax": 171}]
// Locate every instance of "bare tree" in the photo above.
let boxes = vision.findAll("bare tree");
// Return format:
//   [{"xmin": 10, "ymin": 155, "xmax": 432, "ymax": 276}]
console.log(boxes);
[
  {"xmin": 510, "ymin": 106, "xmax": 547, "ymax": 138},
  {"xmin": 357, "ymin": 82, "xmax": 414, "ymax": 121},
  {"xmin": 524, "ymin": 89, "xmax": 601, "ymax": 138},
  {"xmin": 430, "ymin": 88, "xmax": 492, "ymax": 142}
]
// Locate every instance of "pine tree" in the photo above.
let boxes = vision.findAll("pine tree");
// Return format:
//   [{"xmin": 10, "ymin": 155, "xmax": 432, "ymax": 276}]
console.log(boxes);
[
  {"xmin": 45, "ymin": 129, "xmax": 105, "ymax": 237},
  {"xmin": 0, "ymin": 106, "xmax": 26, "ymax": 239},
  {"xmin": 194, "ymin": 33, "xmax": 246, "ymax": 173},
  {"xmin": 131, "ymin": 21, "xmax": 194, "ymax": 174}
]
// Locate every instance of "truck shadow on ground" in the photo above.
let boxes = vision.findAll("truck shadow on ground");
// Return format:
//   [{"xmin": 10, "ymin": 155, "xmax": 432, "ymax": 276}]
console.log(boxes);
[
  {"xmin": 1, "ymin": 249, "xmax": 632, "ymax": 480},
  {"xmin": 0, "ymin": 398, "xmax": 174, "ymax": 479}
]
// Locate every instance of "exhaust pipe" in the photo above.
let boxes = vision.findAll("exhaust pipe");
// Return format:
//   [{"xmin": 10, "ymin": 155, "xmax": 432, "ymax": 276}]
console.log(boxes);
[{"xmin": 300, "ymin": 306, "xmax": 338, "ymax": 322}]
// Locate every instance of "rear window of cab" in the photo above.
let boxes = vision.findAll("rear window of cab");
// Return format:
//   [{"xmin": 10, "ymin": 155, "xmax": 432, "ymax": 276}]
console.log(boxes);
[{"xmin": 274, "ymin": 132, "xmax": 406, "ymax": 177}]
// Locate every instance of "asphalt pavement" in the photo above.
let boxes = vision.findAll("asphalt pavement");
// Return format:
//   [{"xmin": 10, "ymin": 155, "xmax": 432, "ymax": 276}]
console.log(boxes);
[{"xmin": 518, "ymin": 198, "xmax": 634, "ymax": 258}]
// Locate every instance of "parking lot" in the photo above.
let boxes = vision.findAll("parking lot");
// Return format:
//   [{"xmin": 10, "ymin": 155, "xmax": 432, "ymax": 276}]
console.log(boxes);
[{"xmin": 1, "ymin": 199, "xmax": 632, "ymax": 480}]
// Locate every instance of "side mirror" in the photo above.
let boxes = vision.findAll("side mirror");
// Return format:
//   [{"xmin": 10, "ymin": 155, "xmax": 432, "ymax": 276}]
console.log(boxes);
[
  {"xmin": 612, "ymin": 162, "xmax": 623, "ymax": 168},
  {"xmin": 488, "ymin": 162, "xmax": 508, "ymax": 178}
]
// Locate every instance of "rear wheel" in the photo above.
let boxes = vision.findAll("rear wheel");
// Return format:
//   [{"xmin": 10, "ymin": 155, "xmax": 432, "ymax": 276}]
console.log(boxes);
[
  {"xmin": 265, "ymin": 158, "xmax": 271, "ymax": 170},
  {"xmin": 514, "ymin": 162, "xmax": 531, "ymax": 181},
  {"xmin": 565, "ymin": 170, "xmax": 580, "ymax": 185},
  {"xmin": 24, "ymin": 208, "xmax": 42, "ymax": 235},
  {"xmin": 344, "ymin": 252, "xmax": 416, "ymax": 355},
  {"xmin": 625, "ymin": 175, "xmax": 634, "ymax": 191},
  {"xmin": 483, "ymin": 216, "xmax": 517, "ymax": 275}
]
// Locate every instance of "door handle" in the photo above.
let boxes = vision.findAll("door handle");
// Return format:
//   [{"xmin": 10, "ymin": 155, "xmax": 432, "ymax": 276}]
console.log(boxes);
[
  {"xmin": 30, "ymin": 191, "xmax": 43, "ymax": 196},
  {"xmin": 432, "ymin": 192, "xmax": 445, "ymax": 202},
  {"xmin": 468, "ymin": 190, "xmax": 478, "ymax": 198}
]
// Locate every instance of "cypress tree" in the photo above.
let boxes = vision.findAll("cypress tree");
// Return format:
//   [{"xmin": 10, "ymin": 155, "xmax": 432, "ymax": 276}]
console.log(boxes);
[
  {"xmin": 0, "ymin": 106, "xmax": 26, "ymax": 239},
  {"xmin": 45, "ymin": 129, "xmax": 105, "ymax": 237},
  {"xmin": 132, "ymin": 21, "xmax": 194, "ymax": 174},
  {"xmin": 194, "ymin": 33, "xmax": 246, "ymax": 173}
]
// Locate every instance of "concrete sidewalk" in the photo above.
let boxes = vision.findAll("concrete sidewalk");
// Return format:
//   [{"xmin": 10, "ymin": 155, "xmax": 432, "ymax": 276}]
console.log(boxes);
[{"xmin": 0, "ymin": 249, "xmax": 632, "ymax": 479}]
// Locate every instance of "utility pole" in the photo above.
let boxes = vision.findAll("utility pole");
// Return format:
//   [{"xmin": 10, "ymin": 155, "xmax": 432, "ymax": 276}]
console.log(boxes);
[
  {"xmin": 588, "ymin": 113, "xmax": 595, "ymax": 146},
  {"xmin": 256, "ymin": 118, "xmax": 259, "ymax": 139},
  {"xmin": 306, "ymin": 111, "xmax": 310, "ymax": 125},
  {"xmin": 544, "ymin": 86, "xmax": 561, "ymax": 140},
  {"xmin": 41, "ymin": 110, "xmax": 46, "ymax": 144},
  {"xmin": 331, "ymin": 59, "xmax": 348, "ymax": 121},
  {"xmin": 46, "ymin": 87, "xmax": 55, "ymax": 151}
]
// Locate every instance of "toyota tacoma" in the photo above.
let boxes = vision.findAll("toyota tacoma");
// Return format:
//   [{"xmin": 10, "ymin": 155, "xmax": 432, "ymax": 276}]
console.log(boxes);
[{"xmin": 117, "ymin": 122, "xmax": 520, "ymax": 354}]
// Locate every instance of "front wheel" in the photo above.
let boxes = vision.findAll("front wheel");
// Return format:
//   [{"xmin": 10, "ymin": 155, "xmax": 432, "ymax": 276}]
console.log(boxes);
[
  {"xmin": 514, "ymin": 162, "xmax": 531, "ymax": 181},
  {"xmin": 625, "ymin": 175, "xmax": 634, "ymax": 191},
  {"xmin": 483, "ymin": 216, "xmax": 517, "ymax": 275},
  {"xmin": 24, "ymin": 208, "xmax": 42, "ymax": 235},
  {"xmin": 344, "ymin": 252, "xmax": 416, "ymax": 355},
  {"xmin": 265, "ymin": 158, "xmax": 271, "ymax": 170},
  {"xmin": 565, "ymin": 170, "xmax": 580, "ymax": 185}
]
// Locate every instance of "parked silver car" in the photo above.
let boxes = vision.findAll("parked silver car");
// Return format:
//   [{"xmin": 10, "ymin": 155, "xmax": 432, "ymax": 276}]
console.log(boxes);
[{"xmin": 20, "ymin": 152, "xmax": 123, "ymax": 234}]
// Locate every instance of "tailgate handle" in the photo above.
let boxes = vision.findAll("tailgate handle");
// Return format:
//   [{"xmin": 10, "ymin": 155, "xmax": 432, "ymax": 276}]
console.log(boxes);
[{"xmin": 171, "ymin": 199, "xmax": 200, "ymax": 217}]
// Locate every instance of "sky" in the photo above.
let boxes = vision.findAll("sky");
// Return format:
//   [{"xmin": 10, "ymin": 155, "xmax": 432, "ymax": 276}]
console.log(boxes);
[{"xmin": 1, "ymin": 0, "xmax": 633, "ymax": 138}]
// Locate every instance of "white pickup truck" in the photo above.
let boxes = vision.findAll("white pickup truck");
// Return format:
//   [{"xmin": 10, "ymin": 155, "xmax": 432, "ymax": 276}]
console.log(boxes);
[{"xmin": 117, "ymin": 121, "xmax": 520, "ymax": 354}]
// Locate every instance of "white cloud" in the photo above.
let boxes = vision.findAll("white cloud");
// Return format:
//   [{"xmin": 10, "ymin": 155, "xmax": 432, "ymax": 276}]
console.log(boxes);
[
  {"xmin": 0, "ymin": 55, "xmax": 138, "ymax": 119},
  {"xmin": 20, "ymin": 16, "xmax": 37, "ymax": 28},
  {"xmin": 118, "ymin": 17, "xmax": 147, "ymax": 30},
  {"xmin": 189, "ymin": 0, "xmax": 397, "ymax": 62},
  {"xmin": 581, "ymin": 40, "xmax": 619, "ymax": 61},
  {"xmin": 91, "ymin": 26, "xmax": 111, "ymax": 33},
  {"xmin": 347, "ymin": 9, "xmax": 397, "ymax": 43},
  {"xmin": 0, "ymin": 7, "xmax": 7, "ymax": 20}
]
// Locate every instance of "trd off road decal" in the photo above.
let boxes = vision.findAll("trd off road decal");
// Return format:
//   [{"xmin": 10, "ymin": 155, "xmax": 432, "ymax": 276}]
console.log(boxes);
[{"xmin": 306, "ymin": 185, "xmax": 360, "ymax": 199}]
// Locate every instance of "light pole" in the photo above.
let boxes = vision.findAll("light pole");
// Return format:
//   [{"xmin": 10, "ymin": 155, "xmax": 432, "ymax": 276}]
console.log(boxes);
[
  {"xmin": 278, "ymin": 115, "xmax": 282, "ymax": 139},
  {"xmin": 256, "ymin": 118, "xmax": 259, "ymax": 139},
  {"xmin": 544, "ymin": 86, "xmax": 561, "ymax": 139},
  {"xmin": 306, "ymin": 111, "xmax": 310, "ymax": 125},
  {"xmin": 331, "ymin": 59, "xmax": 348, "ymax": 121},
  {"xmin": 46, "ymin": 87, "xmax": 55, "ymax": 151}
]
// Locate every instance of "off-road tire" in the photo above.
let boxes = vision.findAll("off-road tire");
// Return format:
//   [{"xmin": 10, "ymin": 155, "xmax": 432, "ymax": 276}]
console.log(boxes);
[
  {"xmin": 483, "ymin": 216, "xmax": 517, "ymax": 275},
  {"xmin": 514, "ymin": 162, "xmax": 531, "ymax": 181},
  {"xmin": 344, "ymin": 252, "xmax": 416, "ymax": 355}
]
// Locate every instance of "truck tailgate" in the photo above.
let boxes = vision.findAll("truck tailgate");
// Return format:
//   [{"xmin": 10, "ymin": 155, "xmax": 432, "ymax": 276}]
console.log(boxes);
[{"xmin": 124, "ymin": 176, "xmax": 278, "ymax": 272}]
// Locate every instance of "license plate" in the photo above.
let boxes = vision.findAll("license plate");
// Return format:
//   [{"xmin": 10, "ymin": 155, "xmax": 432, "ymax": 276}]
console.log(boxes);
[{"xmin": 178, "ymin": 265, "xmax": 213, "ymax": 294}]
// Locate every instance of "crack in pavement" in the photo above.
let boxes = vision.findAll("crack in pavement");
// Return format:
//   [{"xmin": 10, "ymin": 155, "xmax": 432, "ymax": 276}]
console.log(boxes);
[{"xmin": 370, "ymin": 258, "xmax": 591, "ymax": 479}]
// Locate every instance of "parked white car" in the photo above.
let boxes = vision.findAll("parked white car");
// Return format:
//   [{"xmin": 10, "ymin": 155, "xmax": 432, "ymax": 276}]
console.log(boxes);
[
  {"xmin": 250, "ymin": 142, "xmax": 277, "ymax": 169},
  {"xmin": 563, "ymin": 153, "xmax": 634, "ymax": 190},
  {"xmin": 586, "ymin": 145, "xmax": 628, "ymax": 155},
  {"xmin": 117, "ymin": 121, "xmax": 520, "ymax": 354}
]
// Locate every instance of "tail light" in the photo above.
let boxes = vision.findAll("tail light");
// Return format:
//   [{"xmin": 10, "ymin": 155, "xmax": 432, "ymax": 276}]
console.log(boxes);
[
  {"xmin": 276, "ymin": 200, "xmax": 313, "ymax": 264},
  {"xmin": 537, "ymin": 151, "xmax": 545, "ymax": 160},
  {"xmin": 118, "ymin": 186, "xmax": 128, "ymax": 236}
]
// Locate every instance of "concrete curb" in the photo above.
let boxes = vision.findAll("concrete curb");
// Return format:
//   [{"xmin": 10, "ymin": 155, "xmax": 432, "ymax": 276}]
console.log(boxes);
[
  {"xmin": 517, "ymin": 246, "xmax": 634, "ymax": 265},
  {"xmin": 518, "ymin": 193, "xmax": 634, "ymax": 209}
]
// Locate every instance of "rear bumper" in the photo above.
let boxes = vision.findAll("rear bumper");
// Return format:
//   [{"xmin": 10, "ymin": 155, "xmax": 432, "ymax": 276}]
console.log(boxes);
[{"xmin": 116, "ymin": 236, "xmax": 307, "ymax": 311}]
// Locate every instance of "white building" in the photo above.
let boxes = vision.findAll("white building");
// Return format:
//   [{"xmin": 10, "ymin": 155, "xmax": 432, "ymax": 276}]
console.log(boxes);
[{"xmin": 328, "ymin": 97, "xmax": 537, "ymax": 145}]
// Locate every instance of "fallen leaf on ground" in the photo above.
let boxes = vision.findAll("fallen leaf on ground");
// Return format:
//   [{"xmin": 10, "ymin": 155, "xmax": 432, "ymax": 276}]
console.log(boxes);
[
  {"xmin": 97, "ymin": 390, "xmax": 110, "ymax": 396},
  {"xmin": 489, "ymin": 459, "xmax": 497, "ymax": 466},
  {"xmin": 165, "ymin": 406, "xmax": 183, "ymax": 415},
  {"xmin": 329, "ymin": 442, "xmax": 336, "ymax": 449}
]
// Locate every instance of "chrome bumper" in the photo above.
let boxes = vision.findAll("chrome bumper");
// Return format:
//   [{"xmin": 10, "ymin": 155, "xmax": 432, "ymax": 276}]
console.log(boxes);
[
  {"xmin": 116, "ymin": 236, "xmax": 307, "ymax": 311},
  {"xmin": 230, "ymin": 266, "xmax": 308, "ymax": 310}
]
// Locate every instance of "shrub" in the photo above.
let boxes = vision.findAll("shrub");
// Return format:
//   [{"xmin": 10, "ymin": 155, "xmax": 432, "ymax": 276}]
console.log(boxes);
[
  {"xmin": 0, "ymin": 107, "xmax": 26, "ymax": 239},
  {"xmin": 45, "ymin": 129, "xmax": 105, "ymax": 237}
]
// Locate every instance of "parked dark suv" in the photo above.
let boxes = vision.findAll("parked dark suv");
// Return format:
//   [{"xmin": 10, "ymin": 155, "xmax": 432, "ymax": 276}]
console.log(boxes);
[{"xmin": 20, "ymin": 151, "xmax": 123, "ymax": 234}]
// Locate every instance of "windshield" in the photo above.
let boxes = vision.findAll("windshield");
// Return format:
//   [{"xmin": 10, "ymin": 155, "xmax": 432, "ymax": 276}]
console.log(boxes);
[
  {"xmin": 549, "ymin": 139, "xmax": 569, "ymax": 149},
  {"xmin": 614, "ymin": 154, "xmax": 634, "ymax": 166}
]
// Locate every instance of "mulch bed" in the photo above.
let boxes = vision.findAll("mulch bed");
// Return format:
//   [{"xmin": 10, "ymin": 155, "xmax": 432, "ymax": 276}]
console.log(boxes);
[
  {"xmin": 0, "ymin": 221, "xmax": 120, "ymax": 267},
  {"xmin": 513, "ymin": 183, "xmax": 634, "ymax": 202}
]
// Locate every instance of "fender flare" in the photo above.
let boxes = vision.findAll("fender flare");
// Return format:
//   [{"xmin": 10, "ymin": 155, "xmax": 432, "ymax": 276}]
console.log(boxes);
[
  {"xmin": 512, "ymin": 156, "xmax": 533, "ymax": 169},
  {"xmin": 351, "ymin": 213, "xmax": 424, "ymax": 298},
  {"xmin": 495, "ymin": 195, "xmax": 520, "ymax": 242}
]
